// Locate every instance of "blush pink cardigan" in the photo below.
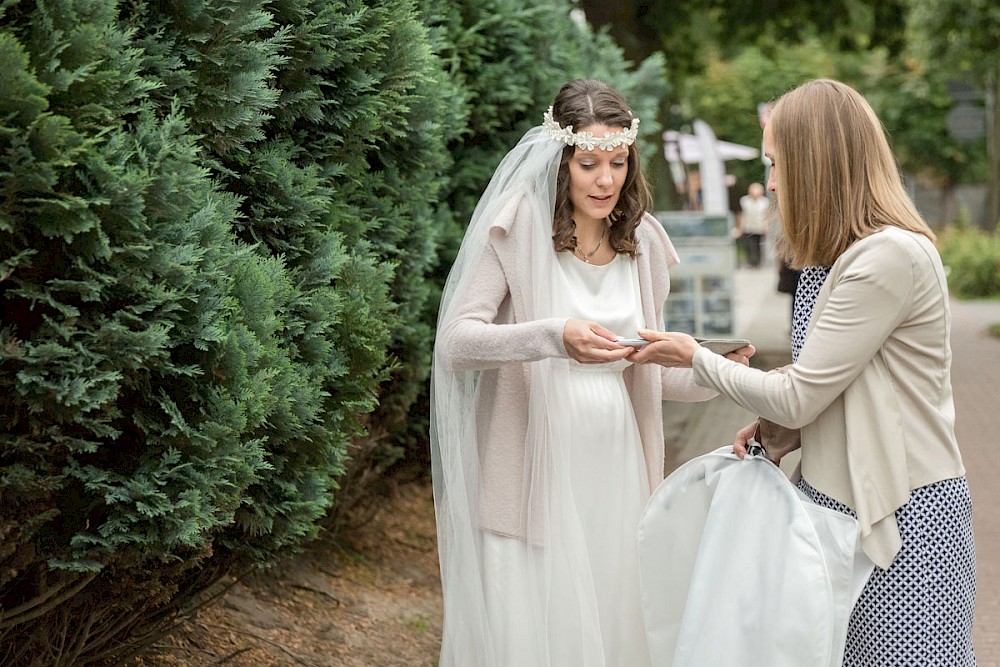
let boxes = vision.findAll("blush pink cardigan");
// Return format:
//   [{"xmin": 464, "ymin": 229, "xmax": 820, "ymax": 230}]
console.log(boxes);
[{"xmin": 438, "ymin": 199, "xmax": 716, "ymax": 539}]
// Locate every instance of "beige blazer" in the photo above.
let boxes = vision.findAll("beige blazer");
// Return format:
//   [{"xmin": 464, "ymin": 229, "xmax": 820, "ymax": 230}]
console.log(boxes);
[
  {"xmin": 693, "ymin": 227, "xmax": 966, "ymax": 569},
  {"xmin": 438, "ymin": 199, "xmax": 716, "ymax": 539}
]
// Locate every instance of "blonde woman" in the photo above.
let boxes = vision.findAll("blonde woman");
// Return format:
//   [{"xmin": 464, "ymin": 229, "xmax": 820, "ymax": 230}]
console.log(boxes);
[{"xmin": 633, "ymin": 79, "xmax": 976, "ymax": 665}]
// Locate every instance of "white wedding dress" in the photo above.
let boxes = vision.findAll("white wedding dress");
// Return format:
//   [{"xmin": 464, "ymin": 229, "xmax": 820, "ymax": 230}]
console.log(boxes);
[{"xmin": 480, "ymin": 251, "xmax": 653, "ymax": 666}]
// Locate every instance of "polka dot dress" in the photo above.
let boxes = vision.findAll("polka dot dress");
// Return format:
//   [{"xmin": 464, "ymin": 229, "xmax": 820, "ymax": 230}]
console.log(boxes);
[
  {"xmin": 798, "ymin": 478, "xmax": 976, "ymax": 666},
  {"xmin": 790, "ymin": 266, "xmax": 830, "ymax": 363},
  {"xmin": 792, "ymin": 266, "xmax": 977, "ymax": 666}
]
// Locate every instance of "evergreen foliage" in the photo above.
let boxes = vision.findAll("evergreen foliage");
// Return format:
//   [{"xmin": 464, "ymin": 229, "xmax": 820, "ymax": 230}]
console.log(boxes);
[
  {"xmin": 0, "ymin": 0, "xmax": 669, "ymax": 662},
  {"xmin": 127, "ymin": 0, "xmax": 344, "ymax": 560},
  {"xmin": 128, "ymin": 0, "xmax": 454, "ymax": 525},
  {"xmin": 0, "ymin": 1, "xmax": 282, "ymax": 660},
  {"xmin": 422, "ymin": 0, "xmax": 666, "ymax": 225}
]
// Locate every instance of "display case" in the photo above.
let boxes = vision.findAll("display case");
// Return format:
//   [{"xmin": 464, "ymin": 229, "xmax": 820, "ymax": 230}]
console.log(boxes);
[{"xmin": 656, "ymin": 211, "xmax": 737, "ymax": 337}]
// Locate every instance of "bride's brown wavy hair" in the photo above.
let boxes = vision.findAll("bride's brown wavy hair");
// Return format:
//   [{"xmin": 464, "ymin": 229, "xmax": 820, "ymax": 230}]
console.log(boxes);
[{"xmin": 550, "ymin": 79, "xmax": 652, "ymax": 256}]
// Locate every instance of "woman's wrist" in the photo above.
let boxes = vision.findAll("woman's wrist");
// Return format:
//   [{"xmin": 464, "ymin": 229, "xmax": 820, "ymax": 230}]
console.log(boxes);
[{"xmin": 687, "ymin": 341, "xmax": 704, "ymax": 367}]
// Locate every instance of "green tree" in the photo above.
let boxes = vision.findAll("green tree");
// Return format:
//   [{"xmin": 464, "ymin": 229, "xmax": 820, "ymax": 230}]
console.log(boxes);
[
  {"xmin": 844, "ymin": 48, "xmax": 988, "ymax": 225},
  {"xmin": 1, "ymin": 0, "xmax": 445, "ymax": 661},
  {"xmin": 907, "ymin": 0, "xmax": 1000, "ymax": 226},
  {"xmin": 683, "ymin": 38, "xmax": 838, "ymax": 186},
  {"xmin": 579, "ymin": 0, "xmax": 907, "ymax": 85},
  {"xmin": 420, "ymin": 0, "xmax": 667, "ymax": 230},
  {"xmin": 583, "ymin": 1, "xmax": 988, "ymax": 219},
  {"xmin": 683, "ymin": 40, "xmax": 985, "ymax": 201},
  {"xmin": 579, "ymin": 0, "xmax": 915, "ymax": 208},
  {"xmin": 127, "ymin": 0, "xmax": 447, "ymax": 546},
  {"xmin": 259, "ymin": 0, "xmax": 457, "ymax": 510}
]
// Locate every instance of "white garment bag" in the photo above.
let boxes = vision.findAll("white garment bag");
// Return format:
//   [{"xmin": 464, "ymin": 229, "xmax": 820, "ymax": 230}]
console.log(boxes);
[{"xmin": 637, "ymin": 447, "xmax": 873, "ymax": 667}]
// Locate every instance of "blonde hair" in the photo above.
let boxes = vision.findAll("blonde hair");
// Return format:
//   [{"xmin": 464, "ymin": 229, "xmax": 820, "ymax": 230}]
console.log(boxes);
[{"xmin": 769, "ymin": 79, "xmax": 934, "ymax": 267}]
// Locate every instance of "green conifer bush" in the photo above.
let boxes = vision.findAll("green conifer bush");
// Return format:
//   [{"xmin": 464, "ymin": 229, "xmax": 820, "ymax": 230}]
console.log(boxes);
[
  {"xmin": 4, "ymin": 0, "xmax": 449, "ymax": 659},
  {"xmin": 126, "ymin": 0, "xmax": 453, "ymax": 527},
  {"xmin": 1, "ymin": 0, "xmax": 668, "ymax": 662},
  {"xmin": 0, "ymin": 1, "xmax": 285, "ymax": 661}
]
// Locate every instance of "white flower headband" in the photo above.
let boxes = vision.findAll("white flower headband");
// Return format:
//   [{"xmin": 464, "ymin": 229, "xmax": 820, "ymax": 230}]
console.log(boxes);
[{"xmin": 542, "ymin": 106, "xmax": 640, "ymax": 151}]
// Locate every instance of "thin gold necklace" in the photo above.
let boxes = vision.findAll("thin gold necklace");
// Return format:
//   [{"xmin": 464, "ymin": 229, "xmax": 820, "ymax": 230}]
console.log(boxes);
[{"xmin": 575, "ymin": 225, "xmax": 607, "ymax": 263}]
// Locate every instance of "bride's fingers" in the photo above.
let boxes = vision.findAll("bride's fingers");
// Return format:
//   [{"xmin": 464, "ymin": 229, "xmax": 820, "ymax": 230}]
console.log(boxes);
[{"xmin": 581, "ymin": 345, "xmax": 633, "ymax": 364}]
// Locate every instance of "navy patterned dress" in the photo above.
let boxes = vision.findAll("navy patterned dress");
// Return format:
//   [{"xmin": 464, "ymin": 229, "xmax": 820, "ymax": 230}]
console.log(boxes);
[{"xmin": 791, "ymin": 266, "xmax": 976, "ymax": 666}]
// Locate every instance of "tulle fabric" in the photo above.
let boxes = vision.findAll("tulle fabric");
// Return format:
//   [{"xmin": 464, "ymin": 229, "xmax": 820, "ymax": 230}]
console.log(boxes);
[{"xmin": 431, "ymin": 126, "xmax": 647, "ymax": 665}]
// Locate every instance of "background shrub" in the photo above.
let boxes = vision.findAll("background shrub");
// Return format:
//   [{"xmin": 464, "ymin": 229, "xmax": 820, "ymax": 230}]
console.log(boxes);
[{"xmin": 938, "ymin": 223, "xmax": 1000, "ymax": 299}]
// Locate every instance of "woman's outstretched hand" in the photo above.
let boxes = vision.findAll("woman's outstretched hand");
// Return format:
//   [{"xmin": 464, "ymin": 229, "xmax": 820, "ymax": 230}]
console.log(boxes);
[
  {"xmin": 629, "ymin": 330, "xmax": 755, "ymax": 368},
  {"xmin": 627, "ymin": 330, "xmax": 700, "ymax": 367},
  {"xmin": 723, "ymin": 346, "xmax": 755, "ymax": 366},
  {"xmin": 562, "ymin": 319, "xmax": 635, "ymax": 364}
]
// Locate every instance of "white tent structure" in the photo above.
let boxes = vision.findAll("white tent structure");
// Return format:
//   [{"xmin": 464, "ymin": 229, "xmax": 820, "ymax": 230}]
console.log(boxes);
[
  {"xmin": 663, "ymin": 122, "xmax": 760, "ymax": 215},
  {"xmin": 663, "ymin": 128, "xmax": 761, "ymax": 163}
]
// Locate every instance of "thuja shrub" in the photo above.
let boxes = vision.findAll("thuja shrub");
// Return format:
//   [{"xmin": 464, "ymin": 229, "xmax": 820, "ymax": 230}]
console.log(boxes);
[
  {"xmin": 127, "ymin": 0, "xmax": 360, "ymax": 564},
  {"xmin": 127, "ymin": 0, "xmax": 455, "ymax": 525},
  {"xmin": 0, "ymin": 0, "xmax": 286, "ymax": 662},
  {"xmin": 423, "ymin": 0, "xmax": 667, "ymax": 237},
  {"xmin": 0, "ymin": 0, "xmax": 435, "ymax": 662},
  {"xmin": 268, "ymin": 0, "xmax": 457, "ymax": 507}
]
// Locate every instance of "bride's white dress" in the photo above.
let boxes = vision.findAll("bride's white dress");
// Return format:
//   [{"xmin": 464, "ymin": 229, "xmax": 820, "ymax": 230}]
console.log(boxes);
[{"xmin": 481, "ymin": 251, "xmax": 652, "ymax": 666}]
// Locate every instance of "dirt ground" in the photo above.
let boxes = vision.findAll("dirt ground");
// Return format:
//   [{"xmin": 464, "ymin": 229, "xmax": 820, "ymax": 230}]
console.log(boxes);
[{"xmin": 135, "ymin": 477, "xmax": 443, "ymax": 667}]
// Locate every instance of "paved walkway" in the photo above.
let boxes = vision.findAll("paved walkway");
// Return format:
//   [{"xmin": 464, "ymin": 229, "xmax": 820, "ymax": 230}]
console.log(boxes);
[{"xmin": 662, "ymin": 266, "xmax": 1000, "ymax": 661}]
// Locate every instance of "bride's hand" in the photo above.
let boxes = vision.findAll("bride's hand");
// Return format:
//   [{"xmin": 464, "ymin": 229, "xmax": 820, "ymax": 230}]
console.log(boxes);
[{"xmin": 563, "ymin": 319, "xmax": 633, "ymax": 364}]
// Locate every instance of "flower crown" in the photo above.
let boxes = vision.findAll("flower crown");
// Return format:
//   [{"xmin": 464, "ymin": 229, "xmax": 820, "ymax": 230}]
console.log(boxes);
[{"xmin": 542, "ymin": 106, "xmax": 640, "ymax": 151}]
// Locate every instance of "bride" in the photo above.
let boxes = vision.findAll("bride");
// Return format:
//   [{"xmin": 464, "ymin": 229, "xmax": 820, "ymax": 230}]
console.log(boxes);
[{"xmin": 431, "ymin": 79, "xmax": 749, "ymax": 666}]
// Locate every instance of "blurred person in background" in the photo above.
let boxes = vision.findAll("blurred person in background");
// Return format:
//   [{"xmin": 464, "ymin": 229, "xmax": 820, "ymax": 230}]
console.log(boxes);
[{"xmin": 736, "ymin": 181, "xmax": 770, "ymax": 268}]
